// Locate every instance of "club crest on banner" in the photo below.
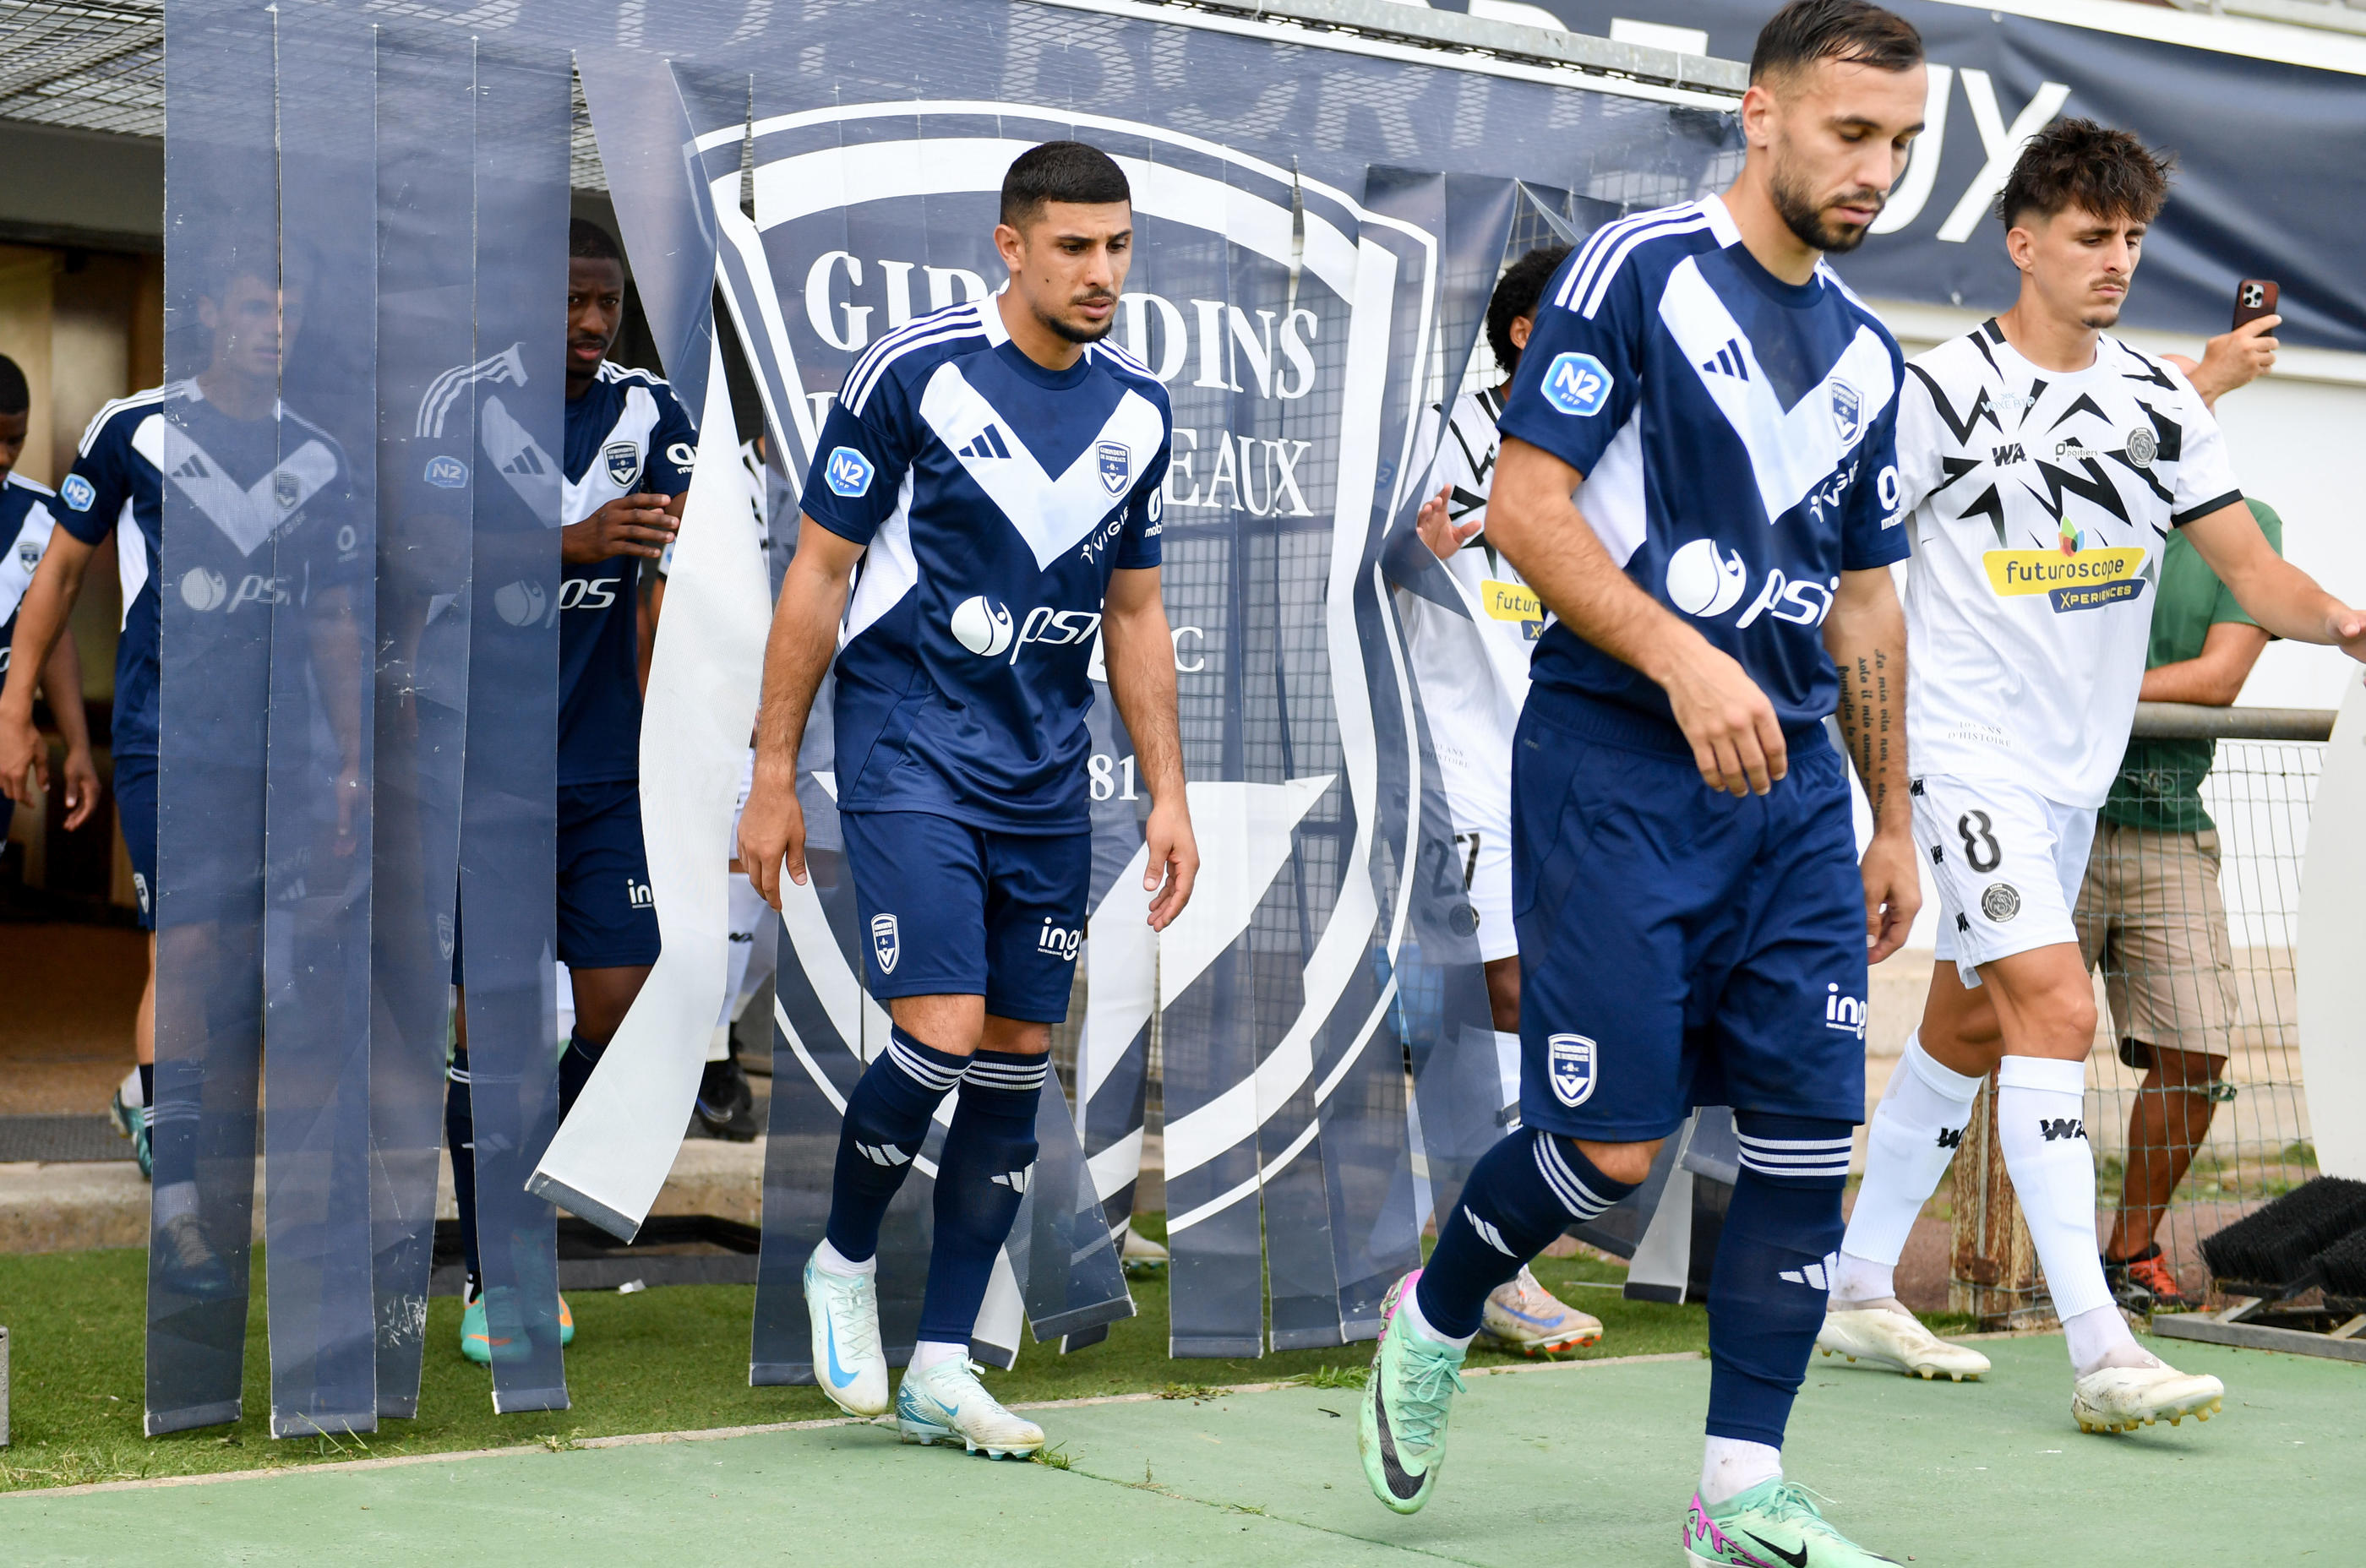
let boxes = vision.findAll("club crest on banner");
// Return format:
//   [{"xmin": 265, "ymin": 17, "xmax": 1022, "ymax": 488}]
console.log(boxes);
[{"xmin": 1547, "ymin": 1032, "xmax": 1597, "ymax": 1107}]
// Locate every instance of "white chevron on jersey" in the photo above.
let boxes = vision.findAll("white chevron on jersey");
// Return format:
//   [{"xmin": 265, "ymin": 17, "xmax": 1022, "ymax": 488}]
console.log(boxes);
[
  {"xmin": 917, "ymin": 361, "xmax": 1165, "ymax": 570},
  {"xmin": 152, "ymin": 422, "xmax": 339, "ymax": 557},
  {"xmin": 1656, "ymin": 257, "xmax": 1897, "ymax": 527}
]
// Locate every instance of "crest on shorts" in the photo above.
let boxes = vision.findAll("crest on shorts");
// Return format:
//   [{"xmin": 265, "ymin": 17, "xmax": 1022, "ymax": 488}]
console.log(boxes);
[
  {"xmin": 1981, "ymin": 883, "xmax": 2021, "ymax": 923},
  {"xmin": 870, "ymin": 912, "xmax": 900, "ymax": 975},
  {"xmin": 604, "ymin": 440, "xmax": 641, "ymax": 487},
  {"xmin": 1547, "ymin": 1032, "xmax": 1597, "ymax": 1108}
]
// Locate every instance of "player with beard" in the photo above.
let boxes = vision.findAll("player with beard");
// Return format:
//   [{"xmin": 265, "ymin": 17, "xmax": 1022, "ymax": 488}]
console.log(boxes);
[
  {"xmin": 739, "ymin": 141, "xmax": 1197, "ymax": 1460},
  {"xmin": 1354, "ymin": 6, "xmax": 1928, "ymax": 1560},
  {"xmin": 1819, "ymin": 120, "xmax": 2366, "ymax": 1434}
]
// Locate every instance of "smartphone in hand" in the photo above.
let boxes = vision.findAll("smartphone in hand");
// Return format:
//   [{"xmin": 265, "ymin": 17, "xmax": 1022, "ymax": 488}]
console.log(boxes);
[{"xmin": 2233, "ymin": 279, "xmax": 2279, "ymax": 330}]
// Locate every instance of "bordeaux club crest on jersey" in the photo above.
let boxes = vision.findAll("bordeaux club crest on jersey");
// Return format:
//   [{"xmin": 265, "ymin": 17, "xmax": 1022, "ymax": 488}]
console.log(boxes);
[
  {"xmin": 1097, "ymin": 440, "xmax": 1131, "ymax": 496},
  {"xmin": 1547, "ymin": 1032, "xmax": 1597, "ymax": 1108},
  {"xmin": 1830, "ymin": 380, "xmax": 1864, "ymax": 447},
  {"xmin": 870, "ymin": 912, "xmax": 900, "ymax": 975},
  {"xmin": 274, "ymin": 469, "xmax": 301, "ymax": 510},
  {"xmin": 604, "ymin": 440, "xmax": 641, "ymax": 487}
]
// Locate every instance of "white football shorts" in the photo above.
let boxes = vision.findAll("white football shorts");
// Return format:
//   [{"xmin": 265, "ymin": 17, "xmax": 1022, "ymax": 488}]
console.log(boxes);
[{"xmin": 1915, "ymin": 773, "xmax": 2097, "ymax": 988}]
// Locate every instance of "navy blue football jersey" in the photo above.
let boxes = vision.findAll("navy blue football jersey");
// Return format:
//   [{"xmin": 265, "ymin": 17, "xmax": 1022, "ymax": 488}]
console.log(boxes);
[
  {"xmin": 802, "ymin": 300, "xmax": 1171, "ymax": 834},
  {"xmin": 56, "ymin": 382, "xmax": 362, "ymax": 760},
  {"xmin": 1497, "ymin": 196, "xmax": 1909, "ymax": 738},
  {"xmin": 0, "ymin": 472, "xmax": 61, "ymax": 681},
  {"xmin": 556, "ymin": 361, "xmax": 695, "ymax": 786}
]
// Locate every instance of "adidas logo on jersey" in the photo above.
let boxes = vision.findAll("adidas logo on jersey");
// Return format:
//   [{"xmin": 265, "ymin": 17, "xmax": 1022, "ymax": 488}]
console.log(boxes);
[
  {"xmin": 2040, "ymin": 1118, "xmax": 2086, "ymax": 1142},
  {"xmin": 858, "ymin": 1142, "xmax": 913, "ymax": 1168},
  {"xmin": 1699, "ymin": 338, "xmax": 1750, "ymax": 381},
  {"xmin": 504, "ymin": 445, "xmax": 547, "ymax": 476},
  {"xmin": 172, "ymin": 454, "xmax": 210, "ymax": 481},
  {"xmin": 1464, "ymin": 1208, "xmax": 1515, "ymax": 1256},
  {"xmin": 958, "ymin": 425, "xmax": 1013, "ymax": 460}
]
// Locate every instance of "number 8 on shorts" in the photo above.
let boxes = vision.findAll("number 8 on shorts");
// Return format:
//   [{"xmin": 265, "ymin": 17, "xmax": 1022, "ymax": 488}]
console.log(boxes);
[{"xmin": 1911, "ymin": 774, "xmax": 2101, "ymax": 988}]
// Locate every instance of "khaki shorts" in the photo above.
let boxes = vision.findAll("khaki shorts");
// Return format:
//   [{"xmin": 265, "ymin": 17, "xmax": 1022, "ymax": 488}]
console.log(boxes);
[{"xmin": 2073, "ymin": 821, "xmax": 2239, "ymax": 1065}]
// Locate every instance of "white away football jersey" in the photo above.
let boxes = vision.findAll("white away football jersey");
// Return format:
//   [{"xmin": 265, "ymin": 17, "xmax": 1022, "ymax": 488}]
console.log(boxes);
[
  {"xmin": 1895, "ymin": 320, "xmax": 2241, "ymax": 808},
  {"xmin": 1398, "ymin": 388, "xmax": 1538, "ymax": 834}
]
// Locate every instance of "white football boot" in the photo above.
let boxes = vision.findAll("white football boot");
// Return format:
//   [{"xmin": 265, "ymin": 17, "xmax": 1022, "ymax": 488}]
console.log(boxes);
[
  {"xmin": 804, "ymin": 1252, "xmax": 890, "ymax": 1417},
  {"xmin": 1479, "ymin": 1266, "xmax": 1604, "ymax": 1354},
  {"xmin": 2072, "ymin": 1361, "xmax": 2225, "ymax": 1434},
  {"xmin": 897, "ymin": 1357, "xmax": 1046, "ymax": 1458},
  {"xmin": 1818, "ymin": 1303, "xmax": 1992, "ymax": 1381}
]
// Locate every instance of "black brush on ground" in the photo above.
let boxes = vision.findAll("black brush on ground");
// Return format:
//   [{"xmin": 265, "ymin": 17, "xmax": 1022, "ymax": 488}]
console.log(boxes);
[
  {"xmin": 2200, "ymin": 1177, "xmax": 2366, "ymax": 1295},
  {"xmin": 2312, "ymin": 1226, "xmax": 2366, "ymax": 1317}
]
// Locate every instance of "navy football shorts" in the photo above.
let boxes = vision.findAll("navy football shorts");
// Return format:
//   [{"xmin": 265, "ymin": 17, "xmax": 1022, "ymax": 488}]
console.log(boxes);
[
  {"xmin": 840, "ymin": 808, "xmax": 1089, "ymax": 1025},
  {"xmin": 452, "ymin": 779, "xmax": 658, "ymax": 985},
  {"xmin": 113, "ymin": 751, "xmax": 264, "ymax": 934},
  {"xmin": 1510, "ymin": 696, "xmax": 1870, "ymax": 1144}
]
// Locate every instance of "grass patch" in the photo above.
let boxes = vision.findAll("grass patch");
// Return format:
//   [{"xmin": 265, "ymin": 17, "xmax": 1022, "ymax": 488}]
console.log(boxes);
[{"xmin": 0, "ymin": 1228, "xmax": 1704, "ymax": 1493}]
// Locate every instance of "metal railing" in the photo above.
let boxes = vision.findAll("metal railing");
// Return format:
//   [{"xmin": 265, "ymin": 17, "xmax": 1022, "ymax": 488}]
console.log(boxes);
[{"xmin": 1953, "ymin": 703, "xmax": 2334, "ymax": 1326}]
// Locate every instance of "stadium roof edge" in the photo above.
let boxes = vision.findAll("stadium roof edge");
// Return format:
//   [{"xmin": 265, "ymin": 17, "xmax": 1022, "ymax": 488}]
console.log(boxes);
[{"xmin": 1125, "ymin": 0, "xmax": 1750, "ymax": 94}]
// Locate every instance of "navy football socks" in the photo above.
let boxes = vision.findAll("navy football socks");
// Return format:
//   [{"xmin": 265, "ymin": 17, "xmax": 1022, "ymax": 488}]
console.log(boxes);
[
  {"xmin": 557, "ymin": 1029, "xmax": 607, "ymax": 1119},
  {"xmin": 917, "ymin": 1048, "xmax": 1046, "ymax": 1346},
  {"xmin": 1704, "ymin": 1113, "xmax": 1853, "ymax": 1446},
  {"xmin": 1415, "ymin": 1128, "xmax": 1637, "ymax": 1341},
  {"xmin": 823, "ymin": 1026, "xmax": 970, "ymax": 1264},
  {"xmin": 444, "ymin": 1047, "xmax": 480, "ymax": 1293}
]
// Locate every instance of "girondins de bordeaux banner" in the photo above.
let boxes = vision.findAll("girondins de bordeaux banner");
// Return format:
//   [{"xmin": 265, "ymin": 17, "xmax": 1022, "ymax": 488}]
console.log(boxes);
[{"xmin": 1529, "ymin": 0, "xmax": 2366, "ymax": 355}]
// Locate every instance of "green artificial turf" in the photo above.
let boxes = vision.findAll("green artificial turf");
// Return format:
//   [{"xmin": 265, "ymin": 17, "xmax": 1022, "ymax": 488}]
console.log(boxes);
[{"xmin": 0, "ymin": 1224, "xmax": 1965, "ymax": 1493}]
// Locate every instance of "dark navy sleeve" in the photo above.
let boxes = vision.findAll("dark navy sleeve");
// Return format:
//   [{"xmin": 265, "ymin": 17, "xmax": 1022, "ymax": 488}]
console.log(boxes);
[
  {"xmin": 644, "ymin": 383, "xmax": 700, "ymax": 497},
  {"xmin": 1114, "ymin": 417, "xmax": 1169, "ymax": 571},
  {"xmin": 1494, "ymin": 253, "xmax": 1645, "ymax": 480},
  {"xmin": 1842, "ymin": 367, "xmax": 1911, "ymax": 572},
  {"xmin": 800, "ymin": 372, "xmax": 918, "ymax": 547},
  {"xmin": 54, "ymin": 412, "xmax": 133, "ymax": 547}
]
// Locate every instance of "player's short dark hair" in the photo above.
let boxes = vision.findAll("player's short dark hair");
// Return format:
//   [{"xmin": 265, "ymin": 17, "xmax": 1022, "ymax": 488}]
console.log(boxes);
[
  {"xmin": 1486, "ymin": 244, "xmax": 1570, "ymax": 374},
  {"xmin": 570, "ymin": 218, "xmax": 625, "ymax": 268},
  {"xmin": 1749, "ymin": 0, "xmax": 1922, "ymax": 86},
  {"xmin": 0, "ymin": 354, "xmax": 27, "ymax": 416},
  {"xmin": 1997, "ymin": 117, "xmax": 2173, "ymax": 231},
  {"xmin": 1000, "ymin": 141, "xmax": 1131, "ymax": 229}
]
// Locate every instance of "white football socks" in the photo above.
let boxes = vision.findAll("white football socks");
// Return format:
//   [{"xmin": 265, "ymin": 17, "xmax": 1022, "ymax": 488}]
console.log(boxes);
[
  {"xmin": 909, "ymin": 1339, "xmax": 968, "ymax": 1375},
  {"xmin": 1994, "ymin": 1056, "xmax": 2142, "ymax": 1374},
  {"xmin": 1700, "ymin": 1436, "xmax": 1782, "ymax": 1508},
  {"xmin": 1399, "ymin": 1279, "xmax": 1477, "ymax": 1351},
  {"xmin": 813, "ymin": 1237, "xmax": 876, "ymax": 1277},
  {"xmin": 1833, "ymin": 1031, "xmax": 1982, "ymax": 1308}
]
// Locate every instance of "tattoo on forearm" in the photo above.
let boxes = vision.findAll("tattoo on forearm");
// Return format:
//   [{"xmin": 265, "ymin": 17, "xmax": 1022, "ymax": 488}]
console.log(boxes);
[{"xmin": 1845, "ymin": 649, "xmax": 1895, "ymax": 824}]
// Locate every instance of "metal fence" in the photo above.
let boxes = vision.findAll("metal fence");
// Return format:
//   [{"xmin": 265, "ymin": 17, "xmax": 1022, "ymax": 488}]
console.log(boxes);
[{"xmin": 1953, "ymin": 702, "xmax": 2331, "ymax": 1325}]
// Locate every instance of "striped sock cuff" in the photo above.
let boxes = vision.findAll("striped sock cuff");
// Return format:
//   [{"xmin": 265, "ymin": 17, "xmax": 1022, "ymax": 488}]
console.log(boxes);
[
  {"xmin": 885, "ymin": 1027, "xmax": 970, "ymax": 1094},
  {"xmin": 1735, "ymin": 1128, "xmax": 1855, "ymax": 1183},
  {"xmin": 1531, "ymin": 1131, "xmax": 1625, "ymax": 1222},
  {"xmin": 962, "ymin": 1050, "xmax": 1049, "ymax": 1094}
]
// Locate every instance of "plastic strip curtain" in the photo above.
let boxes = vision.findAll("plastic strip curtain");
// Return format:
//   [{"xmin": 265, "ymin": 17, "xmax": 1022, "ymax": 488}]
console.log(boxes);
[
  {"xmin": 368, "ymin": 22, "xmax": 477, "ymax": 1421},
  {"xmin": 260, "ymin": 4, "xmax": 380, "ymax": 1439},
  {"xmin": 1376, "ymin": 171, "xmax": 1524, "ymax": 1228},
  {"xmin": 527, "ymin": 49, "xmax": 760, "ymax": 1241},
  {"xmin": 144, "ymin": 0, "xmax": 276, "ymax": 1437},
  {"xmin": 457, "ymin": 38, "xmax": 572, "ymax": 1415}
]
